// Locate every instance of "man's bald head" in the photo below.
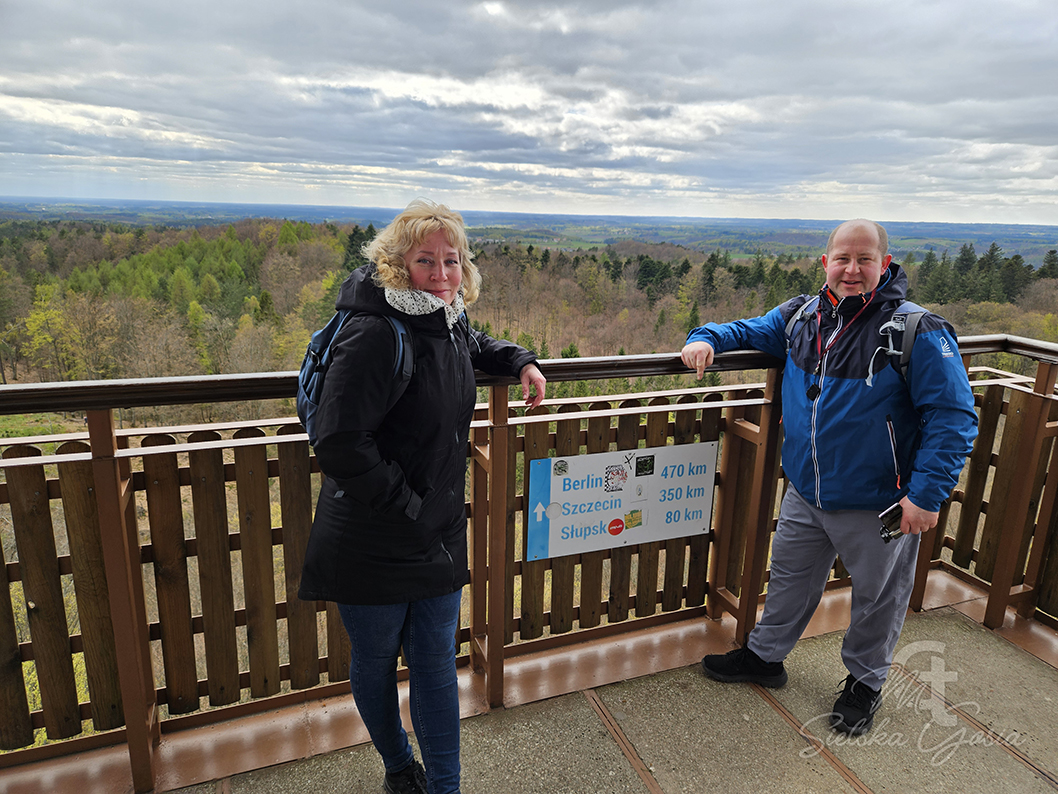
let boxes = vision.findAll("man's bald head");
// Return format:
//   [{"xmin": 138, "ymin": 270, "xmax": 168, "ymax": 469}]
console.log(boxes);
[{"xmin": 826, "ymin": 219, "xmax": 888, "ymax": 259}]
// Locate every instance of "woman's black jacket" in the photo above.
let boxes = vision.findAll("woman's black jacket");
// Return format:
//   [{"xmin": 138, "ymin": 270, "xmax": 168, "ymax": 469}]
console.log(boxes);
[{"xmin": 298, "ymin": 265, "xmax": 537, "ymax": 605}]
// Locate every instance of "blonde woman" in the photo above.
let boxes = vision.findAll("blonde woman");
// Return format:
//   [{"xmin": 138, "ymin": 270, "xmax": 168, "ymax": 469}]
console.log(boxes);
[{"xmin": 300, "ymin": 199, "xmax": 544, "ymax": 794}]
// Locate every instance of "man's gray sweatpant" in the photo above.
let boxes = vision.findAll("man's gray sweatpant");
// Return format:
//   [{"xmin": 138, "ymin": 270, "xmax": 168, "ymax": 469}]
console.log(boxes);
[{"xmin": 746, "ymin": 485, "xmax": 921, "ymax": 690}]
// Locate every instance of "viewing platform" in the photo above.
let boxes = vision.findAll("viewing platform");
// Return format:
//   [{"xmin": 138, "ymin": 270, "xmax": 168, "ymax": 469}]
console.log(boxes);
[{"xmin": 1, "ymin": 335, "xmax": 1056, "ymax": 793}]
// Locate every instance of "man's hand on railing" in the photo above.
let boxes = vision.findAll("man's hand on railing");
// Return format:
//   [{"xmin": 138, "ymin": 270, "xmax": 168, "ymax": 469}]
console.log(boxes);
[{"xmin": 681, "ymin": 341, "xmax": 715, "ymax": 380}]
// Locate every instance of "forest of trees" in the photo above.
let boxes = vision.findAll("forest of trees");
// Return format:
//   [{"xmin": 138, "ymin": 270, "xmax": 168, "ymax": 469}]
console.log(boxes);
[{"xmin": 2, "ymin": 217, "xmax": 1057, "ymax": 391}]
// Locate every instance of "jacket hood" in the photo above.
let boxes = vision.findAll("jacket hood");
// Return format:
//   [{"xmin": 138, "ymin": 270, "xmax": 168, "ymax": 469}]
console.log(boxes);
[
  {"xmin": 334, "ymin": 264, "xmax": 451, "ymax": 332},
  {"xmin": 334, "ymin": 264, "xmax": 392, "ymax": 315}
]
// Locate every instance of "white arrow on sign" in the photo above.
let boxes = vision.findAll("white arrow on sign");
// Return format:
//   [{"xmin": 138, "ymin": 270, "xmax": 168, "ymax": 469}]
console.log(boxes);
[{"xmin": 534, "ymin": 502, "xmax": 547, "ymax": 522}]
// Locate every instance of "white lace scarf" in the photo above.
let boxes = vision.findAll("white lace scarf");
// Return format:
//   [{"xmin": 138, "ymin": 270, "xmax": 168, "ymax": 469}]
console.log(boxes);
[{"xmin": 384, "ymin": 287, "xmax": 465, "ymax": 328}]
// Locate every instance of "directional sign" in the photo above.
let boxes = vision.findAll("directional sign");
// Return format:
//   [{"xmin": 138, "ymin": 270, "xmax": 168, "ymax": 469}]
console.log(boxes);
[{"xmin": 526, "ymin": 442, "xmax": 719, "ymax": 561}]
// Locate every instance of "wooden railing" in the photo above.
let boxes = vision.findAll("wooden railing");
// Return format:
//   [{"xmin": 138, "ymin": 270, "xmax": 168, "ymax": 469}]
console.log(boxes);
[{"xmin": 1, "ymin": 337, "xmax": 1056, "ymax": 792}]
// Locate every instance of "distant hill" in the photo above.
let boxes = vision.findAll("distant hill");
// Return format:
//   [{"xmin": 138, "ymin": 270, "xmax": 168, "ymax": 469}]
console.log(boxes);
[{"xmin": 2, "ymin": 196, "xmax": 1056, "ymax": 265}]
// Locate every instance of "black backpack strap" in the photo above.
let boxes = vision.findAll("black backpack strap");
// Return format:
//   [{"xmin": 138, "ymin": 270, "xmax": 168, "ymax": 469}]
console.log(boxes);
[
  {"xmin": 382, "ymin": 316, "xmax": 414, "ymax": 409},
  {"xmin": 873, "ymin": 301, "xmax": 926, "ymax": 383},
  {"xmin": 897, "ymin": 310, "xmax": 924, "ymax": 380},
  {"xmin": 785, "ymin": 296, "xmax": 819, "ymax": 354}
]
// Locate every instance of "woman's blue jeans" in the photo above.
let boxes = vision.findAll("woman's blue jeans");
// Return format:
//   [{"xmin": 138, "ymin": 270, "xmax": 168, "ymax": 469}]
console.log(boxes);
[{"xmin": 338, "ymin": 589, "xmax": 462, "ymax": 794}]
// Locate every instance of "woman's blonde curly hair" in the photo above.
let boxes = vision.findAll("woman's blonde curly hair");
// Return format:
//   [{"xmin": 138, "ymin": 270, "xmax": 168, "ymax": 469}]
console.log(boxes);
[{"xmin": 363, "ymin": 198, "xmax": 482, "ymax": 304}]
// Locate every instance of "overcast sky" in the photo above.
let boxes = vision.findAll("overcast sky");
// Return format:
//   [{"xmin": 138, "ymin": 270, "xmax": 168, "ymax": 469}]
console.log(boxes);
[{"xmin": 2, "ymin": 0, "xmax": 1056, "ymax": 224}]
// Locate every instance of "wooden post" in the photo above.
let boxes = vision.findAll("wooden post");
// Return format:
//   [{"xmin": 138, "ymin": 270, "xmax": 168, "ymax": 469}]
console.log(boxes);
[
  {"xmin": 736, "ymin": 368, "xmax": 784, "ymax": 643},
  {"xmin": 87, "ymin": 409, "xmax": 158, "ymax": 793}
]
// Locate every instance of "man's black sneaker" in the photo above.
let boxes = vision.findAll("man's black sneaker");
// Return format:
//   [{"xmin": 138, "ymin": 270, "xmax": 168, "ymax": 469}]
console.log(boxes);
[
  {"xmin": 830, "ymin": 674, "xmax": 882, "ymax": 735},
  {"xmin": 701, "ymin": 645, "xmax": 788, "ymax": 688},
  {"xmin": 384, "ymin": 759, "xmax": 427, "ymax": 794}
]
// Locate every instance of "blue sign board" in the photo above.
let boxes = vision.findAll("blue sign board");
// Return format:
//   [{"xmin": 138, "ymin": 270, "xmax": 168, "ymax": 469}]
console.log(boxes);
[{"xmin": 526, "ymin": 443, "xmax": 719, "ymax": 561}]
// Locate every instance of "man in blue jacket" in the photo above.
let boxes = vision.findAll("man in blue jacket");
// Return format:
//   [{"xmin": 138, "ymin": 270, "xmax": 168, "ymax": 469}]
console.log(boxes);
[{"xmin": 682, "ymin": 219, "xmax": 977, "ymax": 735}]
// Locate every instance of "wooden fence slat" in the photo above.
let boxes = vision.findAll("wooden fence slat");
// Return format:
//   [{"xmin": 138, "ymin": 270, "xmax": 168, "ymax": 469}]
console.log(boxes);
[
  {"xmin": 549, "ymin": 405, "xmax": 580, "ymax": 634},
  {"xmin": 187, "ymin": 431, "xmax": 240, "ymax": 706},
  {"xmin": 687, "ymin": 393, "xmax": 723, "ymax": 607},
  {"xmin": 636, "ymin": 398, "xmax": 668, "ymax": 617},
  {"xmin": 469, "ymin": 419, "xmax": 489, "ymax": 660},
  {"xmin": 0, "ymin": 539, "xmax": 34, "ymax": 749},
  {"xmin": 141, "ymin": 435, "xmax": 199, "ymax": 715},
  {"xmin": 277, "ymin": 426, "xmax": 319, "ymax": 690},
  {"xmin": 952, "ymin": 384, "xmax": 1003, "ymax": 568},
  {"xmin": 1015, "ymin": 398, "xmax": 1058, "ymax": 583},
  {"xmin": 708, "ymin": 396, "xmax": 744, "ymax": 619},
  {"xmin": 579, "ymin": 404, "xmax": 610, "ymax": 628},
  {"xmin": 661, "ymin": 395, "xmax": 699, "ymax": 612},
  {"xmin": 519, "ymin": 407, "xmax": 550, "ymax": 641},
  {"xmin": 1036, "ymin": 441, "xmax": 1058, "ymax": 616},
  {"xmin": 504, "ymin": 425, "xmax": 517, "ymax": 645},
  {"xmin": 976, "ymin": 389, "xmax": 1033, "ymax": 582},
  {"xmin": 608, "ymin": 401, "xmax": 640, "ymax": 623},
  {"xmin": 233, "ymin": 428, "xmax": 280, "ymax": 698},
  {"xmin": 55, "ymin": 441, "xmax": 123, "ymax": 731},
  {"xmin": 2, "ymin": 446, "xmax": 81, "ymax": 739},
  {"xmin": 326, "ymin": 601, "xmax": 350, "ymax": 683}
]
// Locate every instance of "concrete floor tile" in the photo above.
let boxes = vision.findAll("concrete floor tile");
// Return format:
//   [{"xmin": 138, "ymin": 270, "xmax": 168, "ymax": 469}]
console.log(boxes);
[
  {"xmin": 598, "ymin": 666, "xmax": 858, "ymax": 794},
  {"xmin": 460, "ymin": 693, "xmax": 648, "ymax": 794},
  {"xmin": 772, "ymin": 609, "xmax": 1057, "ymax": 794}
]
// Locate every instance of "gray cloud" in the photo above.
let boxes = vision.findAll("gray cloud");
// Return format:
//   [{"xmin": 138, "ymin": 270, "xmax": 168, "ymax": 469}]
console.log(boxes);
[{"xmin": 1, "ymin": 0, "xmax": 1056, "ymax": 222}]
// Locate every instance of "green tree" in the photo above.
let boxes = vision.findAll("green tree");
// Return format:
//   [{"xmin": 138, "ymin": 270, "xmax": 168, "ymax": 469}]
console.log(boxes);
[
  {"xmin": 516, "ymin": 331, "xmax": 536, "ymax": 353},
  {"xmin": 169, "ymin": 266, "xmax": 196, "ymax": 314},
  {"xmin": 200, "ymin": 272, "xmax": 222, "ymax": 305},
  {"xmin": 917, "ymin": 249, "xmax": 938, "ymax": 291},
  {"xmin": 1037, "ymin": 250, "xmax": 1058, "ymax": 280},
  {"xmin": 686, "ymin": 301, "xmax": 700, "ymax": 333},
  {"xmin": 954, "ymin": 243, "xmax": 977, "ymax": 276},
  {"xmin": 25, "ymin": 284, "xmax": 81, "ymax": 380},
  {"xmin": 922, "ymin": 255, "xmax": 955, "ymax": 304},
  {"xmin": 277, "ymin": 221, "xmax": 299, "ymax": 248}
]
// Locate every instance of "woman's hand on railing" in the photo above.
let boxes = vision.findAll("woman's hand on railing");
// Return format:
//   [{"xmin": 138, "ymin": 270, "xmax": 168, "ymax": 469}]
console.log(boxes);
[{"xmin": 520, "ymin": 363, "xmax": 547, "ymax": 409}]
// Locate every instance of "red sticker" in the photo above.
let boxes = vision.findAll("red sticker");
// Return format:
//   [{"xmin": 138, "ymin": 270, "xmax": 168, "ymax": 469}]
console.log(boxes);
[{"xmin": 608, "ymin": 518, "xmax": 625, "ymax": 536}]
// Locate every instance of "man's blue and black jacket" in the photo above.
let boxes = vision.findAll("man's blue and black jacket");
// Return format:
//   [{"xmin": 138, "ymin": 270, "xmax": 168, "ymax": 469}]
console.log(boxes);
[{"xmin": 685, "ymin": 265, "xmax": 978, "ymax": 513}]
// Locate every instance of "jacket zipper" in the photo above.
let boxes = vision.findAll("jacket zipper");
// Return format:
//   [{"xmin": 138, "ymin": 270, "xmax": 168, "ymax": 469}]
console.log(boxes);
[
  {"xmin": 885, "ymin": 414, "xmax": 901, "ymax": 489},
  {"xmin": 811, "ymin": 310, "xmax": 843, "ymax": 508},
  {"xmin": 440, "ymin": 540, "xmax": 456, "ymax": 586}
]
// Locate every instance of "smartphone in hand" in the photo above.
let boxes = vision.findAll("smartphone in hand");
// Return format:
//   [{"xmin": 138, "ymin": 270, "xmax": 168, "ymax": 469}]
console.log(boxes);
[{"xmin": 879, "ymin": 502, "xmax": 903, "ymax": 543}]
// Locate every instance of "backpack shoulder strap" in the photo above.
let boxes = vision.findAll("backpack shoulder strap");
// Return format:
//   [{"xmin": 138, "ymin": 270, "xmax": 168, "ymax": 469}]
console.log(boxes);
[
  {"xmin": 380, "ymin": 315, "xmax": 414, "ymax": 409},
  {"xmin": 785, "ymin": 296, "xmax": 819, "ymax": 354},
  {"xmin": 878, "ymin": 301, "xmax": 927, "ymax": 381},
  {"xmin": 383, "ymin": 315, "xmax": 414, "ymax": 383},
  {"xmin": 897, "ymin": 309, "xmax": 924, "ymax": 380}
]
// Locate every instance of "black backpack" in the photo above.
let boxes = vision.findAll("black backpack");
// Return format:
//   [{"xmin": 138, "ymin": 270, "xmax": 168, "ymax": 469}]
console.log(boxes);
[
  {"xmin": 296, "ymin": 310, "xmax": 413, "ymax": 447},
  {"xmin": 784, "ymin": 296, "xmax": 925, "ymax": 382}
]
